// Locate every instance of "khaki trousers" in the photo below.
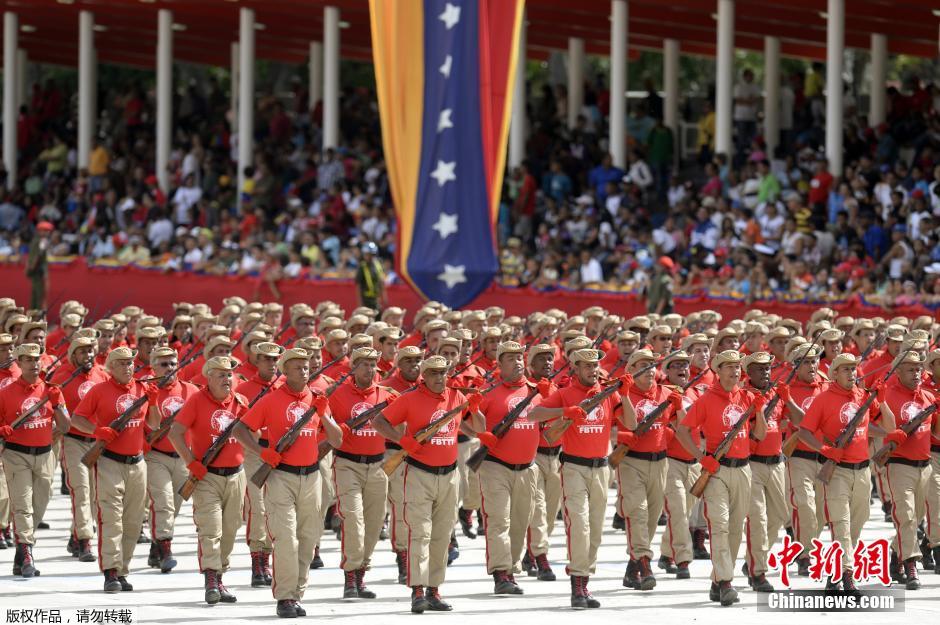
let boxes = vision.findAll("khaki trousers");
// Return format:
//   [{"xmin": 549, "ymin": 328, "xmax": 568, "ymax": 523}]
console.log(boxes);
[
  {"xmin": 479, "ymin": 460, "xmax": 536, "ymax": 574},
  {"xmin": 95, "ymin": 456, "xmax": 147, "ymax": 575},
  {"xmin": 616, "ymin": 456, "xmax": 667, "ymax": 560},
  {"xmin": 264, "ymin": 468, "xmax": 322, "ymax": 601},
  {"xmin": 660, "ymin": 458, "xmax": 701, "ymax": 563},
  {"xmin": 192, "ymin": 469, "xmax": 245, "ymax": 572},
  {"xmin": 458, "ymin": 439, "xmax": 481, "ymax": 510},
  {"xmin": 2, "ymin": 449, "xmax": 54, "ymax": 545},
  {"xmin": 63, "ymin": 436, "xmax": 97, "ymax": 540},
  {"xmin": 146, "ymin": 449, "xmax": 187, "ymax": 540},
  {"xmin": 787, "ymin": 456, "xmax": 826, "ymax": 551},
  {"xmin": 745, "ymin": 460, "xmax": 788, "ymax": 575},
  {"xmin": 702, "ymin": 464, "xmax": 751, "ymax": 582},
  {"xmin": 926, "ymin": 452, "xmax": 940, "ymax": 547},
  {"xmin": 403, "ymin": 463, "xmax": 459, "ymax": 588},
  {"xmin": 333, "ymin": 456, "xmax": 388, "ymax": 571},
  {"xmin": 528, "ymin": 450, "xmax": 561, "ymax": 557},
  {"xmin": 243, "ymin": 452, "xmax": 271, "ymax": 552},
  {"xmin": 0, "ymin": 460, "xmax": 8, "ymax": 527},
  {"xmin": 561, "ymin": 461, "xmax": 609, "ymax": 577},
  {"xmin": 312, "ymin": 450, "xmax": 335, "ymax": 548},
  {"xmin": 885, "ymin": 461, "xmax": 930, "ymax": 561},
  {"xmin": 385, "ymin": 448, "xmax": 408, "ymax": 553},
  {"xmin": 822, "ymin": 465, "xmax": 871, "ymax": 569}
]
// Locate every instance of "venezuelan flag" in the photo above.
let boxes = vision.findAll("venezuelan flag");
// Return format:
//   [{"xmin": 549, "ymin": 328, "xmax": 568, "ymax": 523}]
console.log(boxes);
[{"xmin": 370, "ymin": 0, "xmax": 524, "ymax": 309}]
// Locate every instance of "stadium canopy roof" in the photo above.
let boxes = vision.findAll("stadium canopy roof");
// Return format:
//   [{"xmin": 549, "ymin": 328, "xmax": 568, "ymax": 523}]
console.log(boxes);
[{"xmin": 1, "ymin": 0, "xmax": 938, "ymax": 70}]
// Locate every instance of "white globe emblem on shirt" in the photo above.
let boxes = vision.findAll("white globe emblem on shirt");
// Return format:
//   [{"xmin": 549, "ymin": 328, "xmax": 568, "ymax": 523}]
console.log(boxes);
[
  {"xmin": 721, "ymin": 404, "xmax": 745, "ymax": 428},
  {"xmin": 839, "ymin": 402, "xmax": 860, "ymax": 425},
  {"xmin": 431, "ymin": 409, "xmax": 455, "ymax": 434},
  {"xmin": 286, "ymin": 402, "xmax": 309, "ymax": 424},
  {"xmin": 801, "ymin": 396, "xmax": 815, "ymax": 411},
  {"xmin": 507, "ymin": 395, "xmax": 531, "ymax": 421},
  {"xmin": 0, "ymin": 378, "xmax": 12, "ymax": 390},
  {"xmin": 583, "ymin": 405, "xmax": 604, "ymax": 423},
  {"xmin": 161, "ymin": 396, "xmax": 185, "ymax": 416},
  {"xmin": 635, "ymin": 399, "xmax": 658, "ymax": 418},
  {"xmin": 900, "ymin": 401, "xmax": 921, "ymax": 424},
  {"xmin": 20, "ymin": 397, "xmax": 41, "ymax": 423},
  {"xmin": 115, "ymin": 394, "xmax": 137, "ymax": 414},
  {"xmin": 351, "ymin": 402, "xmax": 374, "ymax": 419},
  {"xmin": 210, "ymin": 409, "xmax": 235, "ymax": 434},
  {"xmin": 682, "ymin": 396, "xmax": 694, "ymax": 411},
  {"xmin": 78, "ymin": 380, "xmax": 95, "ymax": 400}
]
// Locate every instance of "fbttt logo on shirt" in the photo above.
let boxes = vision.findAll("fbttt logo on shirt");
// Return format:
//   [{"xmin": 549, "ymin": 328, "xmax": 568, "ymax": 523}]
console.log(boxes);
[{"xmin": 286, "ymin": 401, "xmax": 315, "ymax": 437}]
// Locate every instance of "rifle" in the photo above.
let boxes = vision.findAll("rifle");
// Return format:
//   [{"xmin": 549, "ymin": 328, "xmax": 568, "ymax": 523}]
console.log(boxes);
[
  {"xmin": 0, "ymin": 357, "xmax": 13, "ymax": 370},
  {"xmin": 608, "ymin": 366, "xmax": 711, "ymax": 467},
  {"xmin": 273, "ymin": 319, "xmax": 292, "ymax": 344},
  {"xmin": 248, "ymin": 377, "xmax": 348, "ymax": 489},
  {"xmin": 179, "ymin": 394, "xmax": 250, "ymax": 499},
  {"xmin": 310, "ymin": 353, "xmax": 345, "ymax": 380},
  {"xmin": 466, "ymin": 383, "xmax": 541, "ymax": 472},
  {"xmin": 177, "ymin": 339, "xmax": 203, "ymax": 370},
  {"xmin": 816, "ymin": 347, "xmax": 912, "ymax": 485},
  {"xmin": 872, "ymin": 404, "xmax": 938, "ymax": 467},
  {"xmin": 857, "ymin": 331, "xmax": 884, "ymax": 364},
  {"xmin": 689, "ymin": 386, "xmax": 773, "ymax": 498},
  {"xmin": 42, "ymin": 353, "xmax": 66, "ymax": 380},
  {"xmin": 317, "ymin": 386, "xmax": 417, "ymax": 458},
  {"xmin": 0, "ymin": 365, "xmax": 85, "ymax": 443},
  {"xmin": 451, "ymin": 353, "xmax": 484, "ymax": 378},
  {"xmin": 542, "ymin": 350, "xmax": 680, "ymax": 445},
  {"xmin": 382, "ymin": 381, "xmax": 501, "ymax": 475},
  {"xmin": 82, "ymin": 372, "xmax": 175, "ymax": 468},
  {"xmin": 246, "ymin": 373, "xmax": 283, "ymax": 409}
]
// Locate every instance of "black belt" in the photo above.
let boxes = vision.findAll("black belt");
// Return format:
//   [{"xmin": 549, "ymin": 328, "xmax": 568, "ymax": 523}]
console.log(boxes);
[
  {"xmin": 386, "ymin": 441, "xmax": 402, "ymax": 451},
  {"xmin": 3, "ymin": 442, "xmax": 51, "ymax": 455},
  {"xmin": 625, "ymin": 450, "xmax": 666, "ymax": 461},
  {"xmin": 836, "ymin": 459, "xmax": 870, "ymax": 470},
  {"xmin": 153, "ymin": 448, "xmax": 179, "ymax": 459},
  {"xmin": 667, "ymin": 455, "xmax": 697, "ymax": 465},
  {"xmin": 102, "ymin": 450, "xmax": 144, "ymax": 465},
  {"xmin": 335, "ymin": 450, "xmax": 385, "ymax": 464},
  {"xmin": 485, "ymin": 456, "xmax": 533, "ymax": 471},
  {"xmin": 791, "ymin": 449, "xmax": 820, "ymax": 462},
  {"xmin": 275, "ymin": 462, "xmax": 320, "ymax": 476},
  {"xmin": 750, "ymin": 454, "xmax": 784, "ymax": 465},
  {"xmin": 932, "ymin": 444, "xmax": 940, "ymax": 454},
  {"xmin": 560, "ymin": 452, "xmax": 607, "ymax": 468},
  {"xmin": 887, "ymin": 458, "xmax": 930, "ymax": 468},
  {"xmin": 207, "ymin": 465, "xmax": 243, "ymax": 477},
  {"xmin": 405, "ymin": 457, "xmax": 457, "ymax": 475},
  {"xmin": 537, "ymin": 446, "xmax": 561, "ymax": 457},
  {"xmin": 718, "ymin": 457, "xmax": 748, "ymax": 468},
  {"xmin": 258, "ymin": 438, "xmax": 269, "ymax": 448},
  {"xmin": 66, "ymin": 432, "xmax": 95, "ymax": 444},
  {"xmin": 457, "ymin": 434, "xmax": 471, "ymax": 443}
]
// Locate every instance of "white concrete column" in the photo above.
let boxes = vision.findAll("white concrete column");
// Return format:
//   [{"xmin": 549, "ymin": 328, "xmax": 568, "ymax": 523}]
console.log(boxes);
[
  {"xmin": 237, "ymin": 8, "xmax": 255, "ymax": 204},
  {"xmin": 567, "ymin": 37, "xmax": 584, "ymax": 129},
  {"xmin": 230, "ymin": 41, "xmax": 239, "ymax": 131},
  {"xmin": 663, "ymin": 39, "xmax": 679, "ymax": 130},
  {"xmin": 323, "ymin": 5, "xmax": 340, "ymax": 149},
  {"xmin": 3, "ymin": 12, "xmax": 17, "ymax": 188},
  {"xmin": 508, "ymin": 11, "xmax": 527, "ymax": 170},
  {"xmin": 16, "ymin": 48, "xmax": 26, "ymax": 110},
  {"xmin": 715, "ymin": 0, "xmax": 734, "ymax": 157},
  {"xmin": 156, "ymin": 9, "xmax": 173, "ymax": 193},
  {"xmin": 825, "ymin": 0, "xmax": 844, "ymax": 175},
  {"xmin": 308, "ymin": 41, "xmax": 322, "ymax": 112},
  {"xmin": 763, "ymin": 36, "xmax": 780, "ymax": 157},
  {"xmin": 609, "ymin": 0, "xmax": 627, "ymax": 168},
  {"xmin": 78, "ymin": 10, "xmax": 94, "ymax": 170},
  {"xmin": 869, "ymin": 33, "xmax": 886, "ymax": 127}
]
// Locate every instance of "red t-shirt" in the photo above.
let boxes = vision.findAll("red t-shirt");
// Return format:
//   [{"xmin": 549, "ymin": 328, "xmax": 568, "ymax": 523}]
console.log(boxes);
[
  {"xmin": 173, "ymin": 388, "xmax": 247, "ymax": 468},
  {"xmin": 383, "ymin": 384, "xmax": 465, "ymax": 467},
  {"xmin": 666, "ymin": 386, "xmax": 703, "ymax": 461},
  {"xmin": 749, "ymin": 384, "xmax": 785, "ymax": 456},
  {"xmin": 788, "ymin": 377, "xmax": 828, "ymax": 453},
  {"xmin": 770, "ymin": 362, "xmax": 791, "ymax": 383},
  {"xmin": 308, "ymin": 374, "xmax": 334, "ymax": 396},
  {"xmin": 809, "ymin": 170, "xmax": 833, "ymax": 204},
  {"xmin": 51, "ymin": 362, "xmax": 110, "ymax": 436},
  {"xmin": 0, "ymin": 376, "xmax": 58, "ymax": 447},
  {"xmin": 400, "ymin": 330, "xmax": 422, "ymax": 349},
  {"xmin": 680, "ymin": 382, "xmax": 754, "ymax": 460},
  {"xmin": 624, "ymin": 383, "xmax": 672, "ymax": 453},
  {"xmin": 799, "ymin": 383, "xmax": 877, "ymax": 464},
  {"xmin": 536, "ymin": 379, "xmax": 561, "ymax": 448},
  {"xmin": 147, "ymin": 379, "xmax": 199, "ymax": 454},
  {"xmin": 883, "ymin": 379, "xmax": 935, "ymax": 462},
  {"xmin": 601, "ymin": 351, "xmax": 628, "ymax": 378},
  {"xmin": 689, "ymin": 366, "xmax": 716, "ymax": 392},
  {"xmin": 179, "ymin": 355, "xmax": 206, "ymax": 383},
  {"xmin": 75, "ymin": 377, "xmax": 149, "ymax": 456},
  {"xmin": 859, "ymin": 349, "xmax": 892, "ymax": 381},
  {"xmin": 242, "ymin": 384, "xmax": 321, "ymax": 466},
  {"xmin": 383, "ymin": 370, "xmax": 418, "ymax": 394},
  {"xmin": 540, "ymin": 378, "xmax": 622, "ymax": 459},
  {"xmin": 478, "ymin": 378, "xmax": 540, "ymax": 465},
  {"xmin": 328, "ymin": 379, "xmax": 395, "ymax": 456},
  {"xmin": 377, "ymin": 358, "xmax": 395, "ymax": 376},
  {"xmin": 0, "ymin": 363, "xmax": 22, "ymax": 391}
]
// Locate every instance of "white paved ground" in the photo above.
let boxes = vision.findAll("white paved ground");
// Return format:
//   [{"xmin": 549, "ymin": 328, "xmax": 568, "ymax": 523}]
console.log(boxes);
[{"xmin": 0, "ymin": 482, "xmax": 935, "ymax": 625}]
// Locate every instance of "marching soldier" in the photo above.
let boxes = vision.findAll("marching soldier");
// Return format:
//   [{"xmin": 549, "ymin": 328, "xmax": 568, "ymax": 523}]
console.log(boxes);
[
  {"xmin": 0, "ymin": 343, "xmax": 69, "ymax": 577},
  {"xmin": 53, "ymin": 335, "xmax": 108, "ymax": 562},
  {"xmin": 133, "ymin": 326, "xmax": 163, "ymax": 379},
  {"xmin": 234, "ymin": 341, "xmax": 283, "ymax": 587},
  {"xmin": 235, "ymin": 347, "xmax": 343, "ymax": 618},
  {"xmin": 167, "ymin": 356, "xmax": 247, "ymax": 605},
  {"xmin": 925, "ymin": 350, "xmax": 940, "ymax": 572},
  {"xmin": 376, "ymin": 327, "xmax": 403, "ymax": 376},
  {"xmin": 328, "ymin": 347, "xmax": 395, "ymax": 598},
  {"xmin": 143, "ymin": 346, "xmax": 199, "ymax": 573},
  {"xmin": 72, "ymin": 346, "xmax": 149, "ymax": 593},
  {"xmin": 676, "ymin": 350, "xmax": 768, "ymax": 606}
]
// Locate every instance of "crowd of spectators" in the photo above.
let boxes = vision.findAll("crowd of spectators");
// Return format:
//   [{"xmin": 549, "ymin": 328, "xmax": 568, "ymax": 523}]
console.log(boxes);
[{"xmin": 1, "ymin": 65, "xmax": 939, "ymax": 309}]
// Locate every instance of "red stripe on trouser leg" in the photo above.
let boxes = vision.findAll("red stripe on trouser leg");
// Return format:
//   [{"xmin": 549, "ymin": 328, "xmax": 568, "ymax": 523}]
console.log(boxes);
[
  {"xmin": 243, "ymin": 492, "xmax": 252, "ymax": 545},
  {"xmin": 263, "ymin": 483, "xmax": 278, "ymax": 597},
  {"xmin": 402, "ymin": 464, "xmax": 412, "ymax": 588},
  {"xmin": 479, "ymin": 475, "xmax": 492, "ymax": 572},
  {"xmin": 786, "ymin": 462, "xmax": 801, "ymax": 545},
  {"xmin": 702, "ymin": 499, "xmax": 715, "ymax": 582},
  {"xmin": 560, "ymin": 467, "xmax": 573, "ymax": 575},
  {"xmin": 663, "ymin": 493, "xmax": 676, "ymax": 560},
  {"xmin": 63, "ymin": 456, "xmax": 79, "ymax": 541},
  {"xmin": 885, "ymin": 466, "xmax": 904, "ymax": 560},
  {"xmin": 94, "ymin": 465, "xmax": 104, "ymax": 571},
  {"xmin": 331, "ymin": 462, "xmax": 348, "ymax": 570},
  {"xmin": 745, "ymin": 517, "xmax": 755, "ymax": 574}
]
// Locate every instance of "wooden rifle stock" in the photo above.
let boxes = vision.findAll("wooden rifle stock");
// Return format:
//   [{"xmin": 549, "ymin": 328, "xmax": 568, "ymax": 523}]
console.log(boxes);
[
  {"xmin": 317, "ymin": 385, "xmax": 417, "ymax": 458},
  {"xmin": 0, "ymin": 366, "xmax": 84, "ymax": 444},
  {"xmin": 179, "ymin": 395, "xmax": 250, "ymax": 499},
  {"xmin": 872, "ymin": 404, "xmax": 937, "ymax": 467},
  {"xmin": 466, "ymin": 384, "xmax": 541, "ymax": 473}
]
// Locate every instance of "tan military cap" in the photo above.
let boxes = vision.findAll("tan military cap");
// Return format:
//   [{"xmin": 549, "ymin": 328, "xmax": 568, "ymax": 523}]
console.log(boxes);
[
  {"xmin": 396, "ymin": 346, "xmax": 423, "ymax": 364},
  {"xmin": 784, "ymin": 336, "xmax": 808, "ymax": 358},
  {"xmin": 252, "ymin": 342, "xmax": 285, "ymax": 358},
  {"xmin": 276, "ymin": 348, "xmax": 310, "ymax": 371},
  {"xmin": 712, "ymin": 327, "xmax": 740, "ymax": 345},
  {"xmin": 744, "ymin": 322, "xmax": 769, "ymax": 335},
  {"xmin": 851, "ymin": 318, "xmax": 876, "ymax": 335},
  {"xmin": 885, "ymin": 324, "xmax": 907, "ymax": 341},
  {"xmin": 419, "ymin": 355, "xmax": 449, "ymax": 374},
  {"xmin": 346, "ymin": 314, "xmax": 371, "ymax": 330},
  {"xmin": 788, "ymin": 344, "xmax": 821, "ymax": 363},
  {"xmin": 72, "ymin": 327, "xmax": 100, "ymax": 341},
  {"xmin": 742, "ymin": 351, "xmax": 773, "ymax": 368},
  {"xmin": 926, "ymin": 350, "xmax": 940, "ymax": 367},
  {"xmin": 106, "ymin": 346, "xmax": 136, "ymax": 365},
  {"xmin": 295, "ymin": 337, "xmax": 323, "ymax": 353},
  {"xmin": 415, "ymin": 308, "xmax": 439, "ymax": 325},
  {"xmin": 727, "ymin": 320, "xmax": 747, "ymax": 334},
  {"xmin": 4, "ymin": 314, "xmax": 28, "ymax": 333},
  {"xmin": 121, "ymin": 306, "xmax": 143, "ymax": 318},
  {"xmin": 291, "ymin": 305, "xmax": 316, "ymax": 324},
  {"xmin": 381, "ymin": 306, "xmax": 406, "ymax": 322},
  {"xmin": 480, "ymin": 327, "xmax": 502, "ymax": 340},
  {"xmin": 564, "ymin": 336, "xmax": 592, "ymax": 355},
  {"xmin": 617, "ymin": 330, "xmax": 641, "ymax": 343},
  {"xmin": 662, "ymin": 350, "xmax": 691, "ymax": 367},
  {"xmin": 0, "ymin": 333, "xmax": 13, "ymax": 346},
  {"xmin": 135, "ymin": 326, "xmax": 164, "ymax": 341},
  {"xmin": 365, "ymin": 322, "xmax": 390, "ymax": 337},
  {"xmin": 626, "ymin": 316, "xmax": 651, "ymax": 331},
  {"xmin": 377, "ymin": 326, "xmax": 405, "ymax": 342},
  {"xmin": 662, "ymin": 314, "xmax": 683, "ymax": 329},
  {"xmin": 628, "ymin": 348, "xmax": 658, "ymax": 367},
  {"xmin": 896, "ymin": 350, "xmax": 925, "ymax": 366},
  {"xmin": 570, "ymin": 349, "xmax": 602, "ymax": 365},
  {"xmin": 223, "ymin": 296, "xmax": 248, "ymax": 309},
  {"xmin": 348, "ymin": 334, "xmax": 374, "ymax": 351},
  {"xmin": 94, "ymin": 319, "xmax": 116, "ymax": 333},
  {"xmin": 711, "ymin": 350, "xmax": 743, "ymax": 369},
  {"xmin": 485, "ymin": 306, "xmax": 505, "ymax": 318},
  {"xmin": 809, "ymin": 307, "xmax": 835, "ymax": 324},
  {"xmin": 192, "ymin": 314, "xmax": 217, "ymax": 328},
  {"xmin": 834, "ymin": 316, "xmax": 855, "ymax": 329},
  {"xmin": 60, "ymin": 313, "xmax": 82, "ymax": 328},
  {"xmin": 912, "ymin": 315, "xmax": 934, "ymax": 331},
  {"xmin": 829, "ymin": 353, "xmax": 860, "ymax": 371},
  {"xmin": 766, "ymin": 327, "xmax": 791, "ymax": 342},
  {"xmin": 424, "ymin": 319, "xmax": 450, "ymax": 334},
  {"xmin": 324, "ymin": 329, "xmax": 349, "ymax": 344},
  {"xmin": 526, "ymin": 343, "xmax": 555, "ymax": 367},
  {"xmin": 438, "ymin": 337, "xmax": 462, "ymax": 352},
  {"xmin": 320, "ymin": 317, "xmax": 343, "ymax": 332},
  {"xmin": 203, "ymin": 355, "xmax": 241, "ymax": 377},
  {"xmin": 819, "ymin": 329, "xmax": 844, "ymax": 343},
  {"xmin": 351, "ymin": 306, "xmax": 377, "ymax": 319},
  {"xmin": 243, "ymin": 302, "xmax": 264, "ymax": 314},
  {"xmin": 350, "ymin": 347, "xmax": 380, "ymax": 363},
  {"xmin": 648, "ymin": 325, "xmax": 673, "ymax": 340},
  {"xmin": 890, "ymin": 316, "xmax": 911, "ymax": 328},
  {"xmin": 451, "ymin": 328, "xmax": 477, "ymax": 342},
  {"xmin": 14, "ymin": 343, "xmax": 41, "ymax": 359},
  {"xmin": 149, "ymin": 346, "xmax": 178, "ymax": 361},
  {"xmin": 497, "ymin": 341, "xmax": 524, "ymax": 359},
  {"xmin": 204, "ymin": 335, "xmax": 235, "ymax": 355},
  {"xmin": 681, "ymin": 333, "xmax": 711, "ymax": 351},
  {"xmin": 314, "ymin": 301, "xmax": 337, "ymax": 314},
  {"xmin": 743, "ymin": 309, "xmax": 765, "ymax": 322},
  {"xmin": 20, "ymin": 321, "xmax": 47, "ymax": 337}
]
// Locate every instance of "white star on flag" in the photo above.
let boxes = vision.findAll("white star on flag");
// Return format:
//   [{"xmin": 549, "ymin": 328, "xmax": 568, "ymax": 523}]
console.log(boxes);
[
  {"xmin": 437, "ymin": 109, "xmax": 453, "ymax": 132},
  {"xmin": 439, "ymin": 3, "xmax": 461, "ymax": 29},
  {"xmin": 430, "ymin": 160, "xmax": 456, "ymax": 187},
  {"xmin": 432, "ymin": 212, "xmax": 459, "ymax": 239},
  {"xmin": 440, "ymin": 55, "xmax": 453, "ymax": 78},
  {"xmin": 437, "ymin": 264, "xmax": 467, "ymax": 289}
]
